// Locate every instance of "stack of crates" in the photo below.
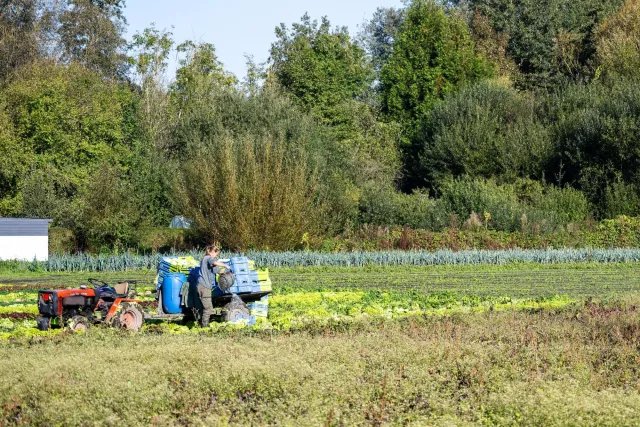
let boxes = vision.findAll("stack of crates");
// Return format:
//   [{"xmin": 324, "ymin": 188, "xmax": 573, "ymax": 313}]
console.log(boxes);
[
  {"xmin": 248, "ymin": 264, "xmax": 271, "ymax": 318},
  {"xmin": 155, "ymin": 256, "xmax": 199, "ymax": 290},
  {"xmin": 217, "ymin": 256, "xmax": 253, "ymax": 295},
  {"xmin": 248, "ymin": 296, "xmax": 269, "ymax": 318},
  {"xmin": 249, "ymin": 268, "xmax": 272, "ymax": 292}
]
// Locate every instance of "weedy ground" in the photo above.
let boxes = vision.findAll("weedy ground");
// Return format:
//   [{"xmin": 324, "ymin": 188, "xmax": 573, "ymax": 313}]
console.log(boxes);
[
  {"xmin": 1, "ymin": 301, "xmax": 640, "ymax": 426},
  {"xmin": 0, "ymin": 264, "xmax": 640, "ymax": 425}
]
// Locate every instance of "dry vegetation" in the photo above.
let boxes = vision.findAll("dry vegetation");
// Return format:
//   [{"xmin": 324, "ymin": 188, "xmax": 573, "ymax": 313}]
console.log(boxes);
[{"xmin": 1, "ymin": 299, "xmax": 639, "ymax": 425}]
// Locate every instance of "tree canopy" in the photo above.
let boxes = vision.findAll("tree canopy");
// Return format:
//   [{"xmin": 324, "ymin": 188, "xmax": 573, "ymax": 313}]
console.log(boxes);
[{"xmin": 1, "ymin": 0, "xmax": 640, "ymax": 251}]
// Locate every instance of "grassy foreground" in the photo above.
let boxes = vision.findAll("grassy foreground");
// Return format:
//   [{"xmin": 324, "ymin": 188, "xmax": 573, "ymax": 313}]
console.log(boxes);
[
  {"xmin": 1, "ymin": 301, "xmax": 640, "ymax": 425},
  {"xmin": 2, "ymin": 264, "xmax": 640, "ymax": 425}
]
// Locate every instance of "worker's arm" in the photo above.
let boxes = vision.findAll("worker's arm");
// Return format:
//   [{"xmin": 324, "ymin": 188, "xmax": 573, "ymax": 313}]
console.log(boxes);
[{"xmin": 213, "ymin": 259, "xmax": 231, "ymax": 270}]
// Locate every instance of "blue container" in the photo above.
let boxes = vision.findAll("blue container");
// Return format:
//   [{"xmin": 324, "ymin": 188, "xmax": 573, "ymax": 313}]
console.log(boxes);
[
  {"xmin": 249, "ymin": 271, "xmax": 259, "ymax": 282},
  {"xmin": 230, "ymin": 256, "xmax": 249, "ymax": 264},
  {"xmin": 231, "ymin": 263, "xmax": 249, "ymax": 275},
  {"xmin": 162, "ymin": 273, "xmax": 186, "ymax": 314},
  {"xmin": 252, "ymin": 281, "xmax": 262, "ymax": 293},
  {"xmin": 234, "ymin": 274, "xmax": 251, "ymax": 288}
]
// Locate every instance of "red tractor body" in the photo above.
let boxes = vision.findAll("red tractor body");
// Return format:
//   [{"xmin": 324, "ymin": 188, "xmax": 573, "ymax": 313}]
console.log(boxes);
[{"xmin": 36, "ymin": 279, "xmax": 145, "ymax": 332}]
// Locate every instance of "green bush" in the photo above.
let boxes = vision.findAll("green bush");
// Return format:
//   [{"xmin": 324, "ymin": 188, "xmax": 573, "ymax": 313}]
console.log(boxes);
[
  {"xmin": 437, "ymin": 177, "xmax": 522, "ymax": 231},
  {"xmin": 544, "ymin": 79, "xmax": 640, "ymax": 216},
  {"xmin": 73, "ymin": 162, "xmax": 143, "ymax": 252},
  {"xmin": 357, "ymin": 185, "xmax": 448, "ymax": 230},
  {"xmin": 49, "ymin": 228, "xmax": 76, "ymax": 254},
  {"xmin": 417, "ymin": 81, "xmax": 551, "ymax": 188},
  {"xmin": 137, "ymin": 227, "xmax": 188, "ymax": 253},
  {"xmin": 604, "ymin": 180, "xmax": 640, "ymax": 218},
  {"xmin": 358, "ymin": 177, "xmax": 590, "ymax": 233}
]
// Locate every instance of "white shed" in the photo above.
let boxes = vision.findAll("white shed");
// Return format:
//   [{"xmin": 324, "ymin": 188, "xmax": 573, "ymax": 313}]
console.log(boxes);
[{"xmin": 0, "ymin": 218, "xmax": 52, "ymax": 261}]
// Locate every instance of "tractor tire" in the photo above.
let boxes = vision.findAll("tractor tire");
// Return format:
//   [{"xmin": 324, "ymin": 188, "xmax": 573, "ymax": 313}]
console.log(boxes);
[
  {"xmin": 36, "ymin": 317, "xmax": 51, "ymax": 331},
  {"xmin": 116, "ymin": 303, "xmax": 144, "ymax": 332},
  {"xmin": 69, "ymin": 315, "xmax": 89, "ymax": 332},
  {"xmin": 222, "ymin": 297, "xmax": 250, "ymax": 322}
]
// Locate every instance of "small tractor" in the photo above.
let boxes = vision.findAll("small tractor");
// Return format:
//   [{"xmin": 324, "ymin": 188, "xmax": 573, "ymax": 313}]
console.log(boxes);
[{"xmin": 36, "ymin": 278, "xmax": 145, "ymax": 332}]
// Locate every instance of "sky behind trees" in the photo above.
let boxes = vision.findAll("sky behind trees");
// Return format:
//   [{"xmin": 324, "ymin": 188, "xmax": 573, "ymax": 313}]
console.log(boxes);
[{"xmin": 124, "ymin": 0, "xmax": 404, "ymax": 78}]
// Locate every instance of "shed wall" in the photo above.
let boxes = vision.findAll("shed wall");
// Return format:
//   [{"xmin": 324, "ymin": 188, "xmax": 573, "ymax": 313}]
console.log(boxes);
[{"xmin": 0, "ymin": 236, "xmax": 49, "ymax": 261}]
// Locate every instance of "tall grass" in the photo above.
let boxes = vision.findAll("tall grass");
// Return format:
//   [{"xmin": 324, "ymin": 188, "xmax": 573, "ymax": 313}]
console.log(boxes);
[{"xmin": 4, "ymin": 248, "xmax": 640, "ymax": 273}]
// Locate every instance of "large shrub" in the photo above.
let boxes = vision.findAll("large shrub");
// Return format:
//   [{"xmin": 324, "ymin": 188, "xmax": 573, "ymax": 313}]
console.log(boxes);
[
  {"xmin": 175, "ymin": 134, "xmax": 327, "ymax": 251},
  {"xmin": 358, "ymin": 177, "xmax": 590, "ymax": 233},
  {"xmin": 543, "ymin": 79, "xmax": 640, "ymax": 216},
  {"xmin": 172, "ymin": 86, "xmax": 351, "ymax": 249},
  {"xmin": 417, "ymin": 81, "xmax": 551, "ymax": 188}
]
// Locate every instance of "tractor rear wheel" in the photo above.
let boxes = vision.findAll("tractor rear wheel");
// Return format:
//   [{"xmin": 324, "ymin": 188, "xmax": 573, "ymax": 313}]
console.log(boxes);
[
  {"xmin": 222, "ymin": 298, "xmax": 250, "ymax": 322},
  {"xmin": 117, "ymin": 303, "xmax": 144, "ymax": 332},
  {"xmin": 69, "ymin": 315, "xmax": 89, "ymax": 332}
]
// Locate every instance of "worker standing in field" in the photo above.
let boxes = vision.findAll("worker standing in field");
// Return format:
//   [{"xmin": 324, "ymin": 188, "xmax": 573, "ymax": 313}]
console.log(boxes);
[{"xmin": 197, "ymin": 245, "xmax": 231, "ymax": 327}]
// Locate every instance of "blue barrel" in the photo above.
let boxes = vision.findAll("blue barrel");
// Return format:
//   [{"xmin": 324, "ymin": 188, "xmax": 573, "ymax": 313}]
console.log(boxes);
[{"xmin": 162, "ymin": 273, "xmax": 186, "ymax": 314}]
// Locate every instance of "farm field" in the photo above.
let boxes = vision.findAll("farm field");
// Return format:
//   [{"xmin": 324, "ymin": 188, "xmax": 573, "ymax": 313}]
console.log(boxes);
[{"xmin": 1, "ymin": 263, "xmax": 640, "ymax": 425}]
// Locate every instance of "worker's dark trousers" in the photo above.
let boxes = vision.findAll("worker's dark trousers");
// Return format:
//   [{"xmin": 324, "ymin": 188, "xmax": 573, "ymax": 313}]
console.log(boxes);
[{"xmin": 197, "ymin": 284, "xmax": 214, "ymax": 327}]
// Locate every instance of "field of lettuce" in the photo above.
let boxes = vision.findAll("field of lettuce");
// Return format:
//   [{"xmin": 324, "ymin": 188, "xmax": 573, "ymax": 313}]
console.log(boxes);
[
  {"xmin": 1, "ymin": 262, "xmax": 640, "ymax": 339},
  {"xmin": 1, "ymin": 261, "xmax": 640, "ymax": 424}
]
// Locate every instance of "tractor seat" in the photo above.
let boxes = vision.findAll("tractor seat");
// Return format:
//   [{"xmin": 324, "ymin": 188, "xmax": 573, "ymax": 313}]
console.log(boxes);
[{"xmin": 113, "ymin": 282, "xmax": 129, "ymax": 297}]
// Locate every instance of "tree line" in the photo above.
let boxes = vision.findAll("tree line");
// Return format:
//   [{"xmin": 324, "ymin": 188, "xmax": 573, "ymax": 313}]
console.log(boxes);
[{"xmin": 1, "ymin": 0, "xmax": 640, "ymax": 251}]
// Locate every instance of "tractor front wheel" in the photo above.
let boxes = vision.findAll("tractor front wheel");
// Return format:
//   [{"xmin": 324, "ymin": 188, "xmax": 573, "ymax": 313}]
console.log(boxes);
[{"xmin": 36, "ymin": 317, "xmax": 51, "ymax": 331}]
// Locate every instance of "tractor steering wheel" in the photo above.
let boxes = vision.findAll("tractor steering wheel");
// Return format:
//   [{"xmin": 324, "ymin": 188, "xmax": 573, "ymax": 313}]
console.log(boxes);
[{"xmin": 88, "ymin": 278, "xmax": 110, "ymax": 288}]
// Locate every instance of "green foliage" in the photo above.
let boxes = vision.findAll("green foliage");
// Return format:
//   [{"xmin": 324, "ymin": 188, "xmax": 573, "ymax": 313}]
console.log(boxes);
[
  {"xmin": 0, "ymin": 105, "xmax": 28, "ymax": 215},
  {"xmin": 270, "ymin": 14, "xmax": 400, "ymax": 186},
  {"xmin": 270, "ymin": 14, "xmax": 373, "ymax": 121},
  {"xmin": 73, "ymin": 162, "xmax": 143, "ymax": 251},
  {"xmin": 595, "ymin": 0, "xmax": 640, "ymax": 80},
  {"xmin": 358, "ymin": 185, "xmax": 448, "ymax": 230},
  {"xmin": 130, "ymin": 24, "xmax": 174, "ymax": 149},
  {"xmin": 57, "ymin": 0, "xmax": 129, "ymax": 79},
  {"xmin": 0, "ymin": 61, "xmax": 140, "ymax": 224},
  {"xmin": 544, "ymin": 79, "xmax": 640, "ymax": 216},
  {"xmin": 417, "ymin": 81, "xmax": 551, "ymax": 188},
  {"xmin": 0, "ymin": 0, "xmax": 40, "ymax": 83},
  {"xmin": 604, "ymin": 180, "xmax": 640, "ymax": 218},
  {"xmin": 175, "ymin": 134, "xmax": 327, "ymax": 251},
  {"xmin": 358, "ymin": 177, "xmax": 589, "ymax": 233},
  {"xmin": 2, "ymin": 0, "xmax": 640, "ymax": 252},
  {"xmin": 380, "ymin": 1, "xmax": 494, "ymax": 126},
  {"xmin": 359, "ymin": 6, "xmax": 405, "ymax": 75},
  {"xmin": 169, "ymin": 40, "xmax": 236, "ymax": 128},
  {"xmin": 459, "ymin": 0, "xmax": 624, "ymax": 89}
]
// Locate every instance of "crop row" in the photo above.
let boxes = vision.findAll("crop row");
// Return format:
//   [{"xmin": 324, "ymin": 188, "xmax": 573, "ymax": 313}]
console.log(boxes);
[
  {"xmin": 4, "ymin": 248, "xmax": 640, "ymax": 272},
  {"xmin": 0, "ymin": 290, "xmax": 576, "ymax": 340}
]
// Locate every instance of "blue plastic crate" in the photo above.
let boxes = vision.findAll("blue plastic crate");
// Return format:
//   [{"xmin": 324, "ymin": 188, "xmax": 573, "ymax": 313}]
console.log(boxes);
[
  {"xmin": 249, "ymin": 270, "xmax": 259, "ymax": 282},
  {"xmin": 230, "ymin": 285, "xmax": 253, "ymax": 294},
  {"xmin": 231, "ymin": 263, "xmax": 249, "ymax": 275},
  {"xmin": 230, "ymin": 256, "xmax": 249, "ymax": 265},
  {"xmin": 234, "ymin": 273, "xmax": 251, "ymax": 287},
  {"xmin": 249, "ymin": 302, "xmax": 268, "ymax": 310}
]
